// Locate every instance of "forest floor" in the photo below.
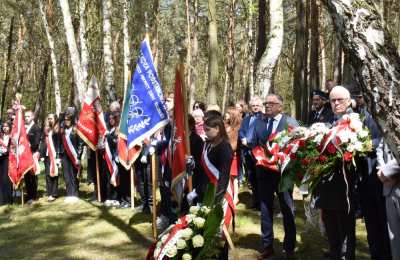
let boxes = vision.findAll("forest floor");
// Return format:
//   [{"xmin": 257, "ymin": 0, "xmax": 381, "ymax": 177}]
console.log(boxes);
[{"xmin": 0, "ymin": 174, "xmax": 371, "ymax": 260}]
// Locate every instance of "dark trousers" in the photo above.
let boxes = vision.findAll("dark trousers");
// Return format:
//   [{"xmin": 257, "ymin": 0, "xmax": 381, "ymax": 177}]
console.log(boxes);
[
  {"xmin": 24, "ymin": 172, "xmax": 38, "ymax": 200},
  {"xmin": 44, "ymin": 158, "xmax": 58, "ymax": 197},
  {"xmin": 322, "ymin": 209, "xmax": 356, "ymax": 260},
  {"xmin": 0, "ymin": 156, "xmax": 12, "ymax": 205},
  {"xmin": 256, "ymin": 166, "xmax": 296, "ymax": 252},
  {"xmin": 135, "ymin": 160, "xmax": 152, "ymax": 208},
  {"xmin": 359, "ymin": 173, "xmax": 392, "ymax": 260},
  {"xmin": 117, "ymin": 164, "xmax": 131, "ymax": 203},
  {"xmin": 159, "ymin": 165, "xmax": 176, "ymax": 223},
  {"xmin": 245, "ymin": 150, "xmax": 258, "ymax": 206},
  {"xmin": 62, "ymin": 156, "xmax": 79, "ymax": 197}
]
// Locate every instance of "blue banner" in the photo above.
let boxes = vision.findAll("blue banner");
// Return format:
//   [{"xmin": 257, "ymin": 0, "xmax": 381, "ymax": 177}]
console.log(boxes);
[{"xmin": 126, "ymin": 39, "xmax": 169, "ymax": 149}]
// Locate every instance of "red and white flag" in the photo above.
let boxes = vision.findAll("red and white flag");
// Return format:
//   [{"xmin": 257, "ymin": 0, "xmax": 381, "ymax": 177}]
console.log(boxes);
[
  {"xmin": 46, "ymin": 131, "xmax": 58, "ymax": 177},
  {"xmin": 8, "ymin": 100, "xmax": 35, "ymax": 187},
  {"xmin": 77, "ymin": 76, "xmax": 107, "ymax": 151}
]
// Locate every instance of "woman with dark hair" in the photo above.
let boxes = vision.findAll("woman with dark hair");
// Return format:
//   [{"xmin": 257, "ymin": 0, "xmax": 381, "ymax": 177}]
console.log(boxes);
[
  {"xmin": 193, "ymin": 101, "xmax": 206, "ymax": 112},
  {"xmin": 40, "ymin": 114, "xmax": 60, "ymax": 202},
  {"xmin": 0, "ymin": 121, "xmax": 13, "ymax": 205}
]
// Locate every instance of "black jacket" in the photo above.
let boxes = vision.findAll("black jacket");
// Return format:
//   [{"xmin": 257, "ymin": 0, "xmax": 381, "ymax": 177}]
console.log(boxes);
[{"xmin": 27, "ymin": 124, "xmax": 41, "ymax": 153}]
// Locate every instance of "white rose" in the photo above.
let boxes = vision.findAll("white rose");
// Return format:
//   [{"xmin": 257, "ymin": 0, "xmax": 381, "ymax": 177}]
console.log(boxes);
[
  {"xmin": 177, "ymin": 239, "xmax": 187, "ymax": 249},
  {"xmin": 353, "ymin": 141, "xmax": 363, "ymax": 151},
  {"xmin": 201, "ymin": 206, "xmax": 210, "ymax": 214},
  {"xmin": 349, "ymin": 113, "xmax": 360, "ymax": 121},
  {"xmin": 181, "ymin": 228, "xmax": 193, "ymax": 240},
  {"xmin": 189, "ymin": 206, "xmax": 199, "ymax": 214},
  {"xmin": 358, "ymin": 129, "xmax": 369, "ymax": 138},
  {"xmin": 346, "ymin": 144, "xmax": 355, "ymax": 152},
  {"xmin": 348, "ymin": 131, "xmax": 358, "ymax": 143},
  {"xmin": 194, "ymin": 217, "xmax": 206, "ymax": 228},
  {"xmin": 192, "ymin": 234, "xmax": 204, "ymax": 248},
  {"xmin": 350, "ymin": 120, "xmax": 363, "ymax": 132},
  {"xmin": 182, "ymin": 253, "xmax": 192, "ymax": 260},
  {"xmin": 166, "ymin": 245, "xmax": 178, "ymax": 258},
  {"xmin": 186, "ymin": 214, "xmax": 196, "ymax": 223}
]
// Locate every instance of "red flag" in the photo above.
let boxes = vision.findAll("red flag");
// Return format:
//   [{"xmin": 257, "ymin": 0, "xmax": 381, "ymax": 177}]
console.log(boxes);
[
  {"xmin": 76, "ymin": 76, "xmax": 107, "ymax": 151},
  {"xmin": 8, "ymin": 102, "xmax": 35, "ymax": 187},
  {"xmin": 170, "ymin": 69, "xmax": 187, "ymax": 201}
]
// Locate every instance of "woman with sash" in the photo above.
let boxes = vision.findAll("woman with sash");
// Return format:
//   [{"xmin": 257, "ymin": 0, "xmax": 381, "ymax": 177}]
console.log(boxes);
[
  {"xmin": 60, "ymin": 110, "xmax": 83, "ymax": 203},
  {"xmin": 40, "ymin": 114, "xmax": 60, "ymax": 202},
  {"xmin": 0, "ymin": 121, "xmax": 13, "ymax": 205}
]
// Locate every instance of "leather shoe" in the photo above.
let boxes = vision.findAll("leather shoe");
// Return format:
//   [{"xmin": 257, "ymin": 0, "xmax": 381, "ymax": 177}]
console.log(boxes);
[{"xmin": 258, "ymin": 246, "xmax": 274, "ymax": 259}]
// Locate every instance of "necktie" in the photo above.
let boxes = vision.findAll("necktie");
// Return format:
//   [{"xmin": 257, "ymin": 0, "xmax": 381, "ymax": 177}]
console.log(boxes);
[
  {"xmin": 266, "ymin": 117, "xmax": 274, "ymax": 138},
  {"xmin": 246, "ymin": 115, "xmax": 256, "ymax": 144}
]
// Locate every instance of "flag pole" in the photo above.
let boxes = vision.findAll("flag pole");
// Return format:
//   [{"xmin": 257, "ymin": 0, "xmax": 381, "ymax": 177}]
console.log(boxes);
[
  {"xmin": 20, "ymin": 182, "xmax": 24, "ymax": 206},
  {"xmin": 178, "ymin": 64, "xmax": 192, "ymax": 192},
  {"xmin": 130, "ymin": 166, "xmax": 135, "ymax": 209},
  {"xmin": 151, "ymin": 151, "xmax": 157, "ymax": 241},
  {"xmin": 95, "ymin": 150, "xmax": 101, "ymax": 202}
]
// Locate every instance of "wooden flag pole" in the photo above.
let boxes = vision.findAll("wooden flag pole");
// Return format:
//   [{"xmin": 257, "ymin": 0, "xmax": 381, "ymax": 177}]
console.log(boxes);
[
  {"xmin": 178, "ymin": 63, "xmax": 192, "ymax": 192},
  {"xmin": 95, "ymin": 150, "xmax": 101, "ymax": 202},
  {"xmin": 223, "ymin": 225, "xmax": 235, "ymax": 250},
  {"xmin": 20, "ymin": 182, "xmax": 24, "ymax": 206},
  {"xmin": 151, "ymin": 151, "xmax": 158, "ymax": 241},
  {"xmin": 130, "ymin": 166, "xmax": 135, "ymax": 209}
]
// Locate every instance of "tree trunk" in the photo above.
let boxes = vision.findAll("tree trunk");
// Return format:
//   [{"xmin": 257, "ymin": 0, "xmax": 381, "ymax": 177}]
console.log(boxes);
[
  {"xmin": 248, "ymin": 0, "xmax": 255, "ymax": 101},
  {"xmin": 320, "ymin": 8, "xmax": 327, "ymax": 87},
  {"xmin": 59, "ymin": 0, "xmax": 85, "ymax": 106},
  {"xmin": 185, "ymin": 0, "xmax": 192, "ymax": 109},
  {"xmin": 122, "ymin": 0, "xmax": 130, "ymax": 94},
  {"xmin": 13, "ymin": 15, "xmax": 26, "ymax": 96},
  {"xmin": 293, "ymin": 0, "xmax": 308, "ymax": 122},
  {"xmin": 309, "ymin": 0, "xmax": 320, "ymax": 90},
  {"xmin": 151, "ymin": 0, "xmax": 159, "ymax": 68},
  {"xmin": 323, "ymin": 0, "xmax": 400, "ymax": 160},
  {"xmin": 1, "ymin": 17, "xmax": 14, "ymax": 118},
  {"xmin": 79, "ymin": 0, "xmax": 89, "ymax": 88},
  {"xmin": 255, "ymin": 0, "xmax": 284, "ymax": 98},
  {"xmin": 102, "ymin": 0, "xmax": 117, "ymax": 103},
  {"xmin": 333, "ymin": 36, "xmax": 343, "ymax": 84},
  {"xmin": 222, "ymin": 66, "xmax": 229, "ymax": 113},
  {"xmin": 39, "ymin": 0, "xmax": 62, "ymax": 115},
  {"xmin": 207, "ymin": 0, "xmax": 219, "ymax": 106},
  {"xmin": 188, "ymin": 0, "xmax": 199, "ymax": 112},
  {"xmin": 34, "ymin": 56, "xmax": 50, "ymax": 123},
  {"xmin": 227, "ymin": 0, "xmax": 236, "ymax": 105}
]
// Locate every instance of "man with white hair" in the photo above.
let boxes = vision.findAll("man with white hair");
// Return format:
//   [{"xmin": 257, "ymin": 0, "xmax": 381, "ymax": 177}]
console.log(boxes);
[{"xmin": 239, "ymin": 96, "xmax": 263, "ymax": 209}]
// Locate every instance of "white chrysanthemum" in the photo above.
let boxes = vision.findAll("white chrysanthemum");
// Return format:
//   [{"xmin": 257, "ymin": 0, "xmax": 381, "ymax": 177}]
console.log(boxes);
[
  {"xmin": 291, "ymin": 126, "xmax": 308, "ymax": 138},
  {"xmin": 353, "ymin": 141, "xmax": 363, "ymax": 151},
  {"xmin": 189, "ymin": 206, "xmax": 200, "ymax": 214},
  {"xmin": 348, "ymin": 131, "xmax": 358, "ymax": 143},
  {"xmin": 346, "ymin": 144, "xmax": 355, "ymax": 152},
  {"xmin": 181, "ymin": 228, "xmax": 193, "ymax": 240},
  {"xmin": 182, "ymin": 253, "xmax": 192, "ymax": 260},
  {"xmin": 177, "ymin": 239, "xmax": 187, "ymax": 250},
  {"xmin": 192, "ymin": 234, "xmax": 204, "ymax": 248},
  {"xmin": 358, "ymin": 129, "xmax": 369, "ymax": 138},
  {"xmin": 186, "ymin": 214, "xmax": 196, "ymax": 223},
  {"xmin": 194, "ymin": 217, "xmax": 206, "ymax": 228},
  {"xmin": 161, "ymin": 235, "xmax": 168, "ymax": 244},
  {"xmin": 166, "ymin": 245, "xmax": 178, "ymax": 258}
]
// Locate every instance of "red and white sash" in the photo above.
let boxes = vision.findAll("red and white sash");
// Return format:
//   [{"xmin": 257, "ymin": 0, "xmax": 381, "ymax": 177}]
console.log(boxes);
[
  {"xmin": 200, "ymin": 143, "xmax": 219, "ymax": 186},
  {"xmin": 62, "ymin": 129, "xmax": 80, "ymax": 170},
  {"xmin": 46, "ymin": 131, "xmax": 58, "ymax": 177},
  {"xmin": 104, "ymin": 136, "xmax": 119, "ymax": 187}
]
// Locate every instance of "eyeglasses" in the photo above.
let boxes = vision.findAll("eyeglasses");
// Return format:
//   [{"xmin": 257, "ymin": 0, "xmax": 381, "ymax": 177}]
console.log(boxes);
[
  {"xmin": 251, "ymin": 104, "xmax": 259, "ymax": 107},
  {"xmin": 330, "ymin": 98, "xmax": 348, "ymax": 104},
  {"xmin": 354, "ymin": 95, "xmax": 363, "ymax": 99},
  {"xmin": 264, "ymin": 102, "xmax": 280, "ymax": 106}
]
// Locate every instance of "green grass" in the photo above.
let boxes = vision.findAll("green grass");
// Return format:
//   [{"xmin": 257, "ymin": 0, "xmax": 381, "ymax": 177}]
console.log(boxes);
[{"xmin": 0, "ymin": 175, "xmax": 371, "ymax": 259}]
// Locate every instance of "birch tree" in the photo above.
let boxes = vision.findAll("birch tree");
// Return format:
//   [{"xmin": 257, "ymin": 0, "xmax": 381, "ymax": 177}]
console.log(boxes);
[
  {"xmin": 255, "ymin": 0, "xmax": 284, "ymax": 98},
  {"xmin": 207, "ymin": 0, "xmax": 219, "ymax": 106},
  {"xmin": 102, "ymin": 0, "xmax": 117, "ymax": 103},
  {"xmin": 227, "ymin": 0, "xmax": 236, "ymax": 105},
  {"xmin": 122, "ymin": 0, "xmax": 130, "ymax": 94},
  {"xmin": 59, "ymin": 0, "xmax": 85, "ymax": 106},
  {"xmin": 323, "ymin": 0, "xmax": 400, "ymax": 160},
  {"xmin": 1, "ymin": 17, "xmax": 14, "ymax": 118},
  {"xmin": 39, "ymin": 0, "xmax": 61, "ymax": 115},
  {"xmin": 79, "ymin": 0, "xmax": 89, "ymax": 88}
]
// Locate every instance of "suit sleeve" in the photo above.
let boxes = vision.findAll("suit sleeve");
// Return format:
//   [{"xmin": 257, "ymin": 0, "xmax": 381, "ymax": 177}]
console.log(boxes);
[
  {"xmin": 30, "ymin": 126, "xmax": 42, "ymax": 152},
  {"xmin": 215, "ymin": 142, "xmax": 233, "ymax": 203}
]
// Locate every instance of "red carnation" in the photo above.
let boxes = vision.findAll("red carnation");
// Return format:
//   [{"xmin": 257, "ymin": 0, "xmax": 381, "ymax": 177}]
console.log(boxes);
[
  {"xmin": 318, "ymin": 155, "xmax": 328, "ymax": 163},
  {"xmin": 301, "ymin": 158, "xmax": 310, "ymax": 166},
  {"xmin": 290, "ymin": 153, "xmax": 297, "ymax": 160},
  {"xmin": 343, "ymin": 151, "xmax": 353, "ymax": 162},
  {"xmin": 326, "ymin": 143, "xmax": 337, "ymax": 154},
  {"xmin": 298, "ymin": 140, "xmax": 306, "ymax": 147},
  {"xmin": 296, "ymin": 171, "xmax": 304, "ymax": 181}
]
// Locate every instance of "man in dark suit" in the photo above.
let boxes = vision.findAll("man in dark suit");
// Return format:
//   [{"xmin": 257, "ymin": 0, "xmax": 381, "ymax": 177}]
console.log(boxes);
[
  {"xmin": 307, "ymin": 90, "xmax": 334, "ymax": 125},
  {"xmin": 24, "ymin": 110, "xmax": 41, "ymax": 204},
  {"xmin": 254, "ymin": 94, "xmax": 298, "ymax": 260},
  {"xmin": 239, "ymin": 96, "xmax": 263, "ymax": 209}
]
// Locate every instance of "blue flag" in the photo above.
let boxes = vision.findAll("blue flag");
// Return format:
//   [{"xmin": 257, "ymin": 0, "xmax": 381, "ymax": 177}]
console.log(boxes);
[{"xmin": 126, "ymin": 39, "xmax": 169, "ymax": 149}]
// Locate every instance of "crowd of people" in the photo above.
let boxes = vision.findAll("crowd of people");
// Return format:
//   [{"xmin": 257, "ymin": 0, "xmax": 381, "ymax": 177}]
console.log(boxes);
[{"xmin": 0, "ymin": 81, "xmax": 399, "ymax": 260}]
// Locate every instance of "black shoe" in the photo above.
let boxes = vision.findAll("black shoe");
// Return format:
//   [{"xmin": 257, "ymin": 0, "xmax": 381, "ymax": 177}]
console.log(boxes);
[{"xmin": 258, "ymin": 246, "xmax": 274, "ymax": 259}]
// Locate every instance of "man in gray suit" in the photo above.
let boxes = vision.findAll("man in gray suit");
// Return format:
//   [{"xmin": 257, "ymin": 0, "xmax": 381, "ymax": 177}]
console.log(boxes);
[
  {"xmin": 253, "ymin": 94, "xmax": 298, "ymax": 260},
  {"xmin": 377, "ymin": 150, "xmax": 400, "ymax": 260}
]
